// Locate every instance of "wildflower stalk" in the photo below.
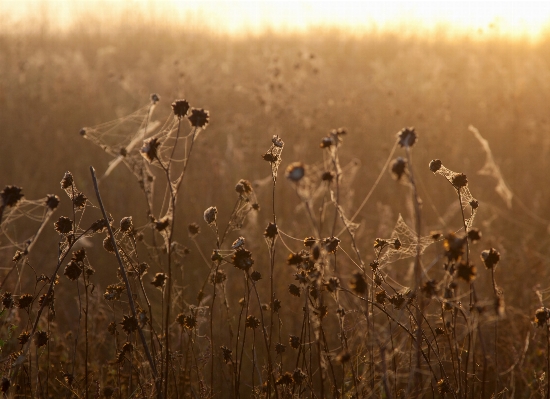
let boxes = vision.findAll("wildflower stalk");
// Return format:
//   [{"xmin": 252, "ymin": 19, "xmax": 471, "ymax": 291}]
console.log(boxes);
[{"xmin": 89, "ymin": 166, "xmax": 160, "ymax": 397}]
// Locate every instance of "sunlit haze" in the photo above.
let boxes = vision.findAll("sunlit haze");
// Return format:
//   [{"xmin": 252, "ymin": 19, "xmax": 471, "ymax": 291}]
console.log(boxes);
[{"xmin": 2, "ymin": 0, "xmax": 550, "ymax": 39}]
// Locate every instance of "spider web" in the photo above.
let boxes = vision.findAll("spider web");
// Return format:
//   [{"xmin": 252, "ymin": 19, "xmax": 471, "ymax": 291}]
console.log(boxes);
[
  {"xmin": 377, "ymin": 214, "xmax": 435, "ymax": 267},
  {"xmin": 469, "ymin": 125, "xmax": 513, "ymax": 209},
  {"xmin": 225, "ymin": 187, "xmax": 258, "ymax": 236},
  {"xmin": 432, "ymin": 163, "xmax": 478, "ymax": 231},
  {"xmin": 264, "ymin": 135, "xmax": 284, "ymax": 182},
  {"xmin": 0, "ymin": 198, "xmax": 56, "ymax": 255}
]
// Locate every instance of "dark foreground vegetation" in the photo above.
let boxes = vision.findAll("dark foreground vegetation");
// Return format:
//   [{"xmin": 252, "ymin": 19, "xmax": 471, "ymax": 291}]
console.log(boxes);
[{"xmin": 2, "ymin": 16, "xmax": 550, "ymax": 399}]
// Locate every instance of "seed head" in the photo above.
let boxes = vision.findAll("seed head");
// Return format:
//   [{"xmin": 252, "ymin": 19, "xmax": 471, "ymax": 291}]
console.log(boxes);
[
  {"xmin": 2, "ymin": 292, "xmax": 14, "ymax": 309},
  {"xmin": 34, "ymin": 331, "xmax": 49, "ymax": 347},
  {"xmin": 375, "ymin": 290, "xmax": 387, "ymax": 304},
  {"xmin": 397, "ymin": 127, "xmax": 417, "ymax": 148},
  {"xmin": 286, "ymin": 162, "xmax": 305, "ymax": 182},
  {"xmin": 43, "ymin": 194, "xmax": 60, "ymax": 211},
  {"xmin": 235, "ymin": 179, "xmax": 253, "ymax": 195},
  {"xmin": 54, "ymin": 217, "xmax": 73, "ymax": 234},
  {"xmin": 17, "ymin": 331, "xmax": 30, "ymax": 346},
  {"xmin": 303, "ymin": 237, "xmax": 316, "ymax": 247},
  {"xmin": 171, "ymin": 99, "xmax": 190, "ymax": 119},
  {"xmin": 481, "ymin": 248, "xmax": 500, "ymax": 269},
  {"xmin": 429, "ymin": 159, "xmax": 442, "ymax": 173},
  {"xmin": 72, "ymin": 192, "xmax": 87, "ymax": 209},
  {"xmin": 272, "ymin": 135, "xmax": 284, "ymax": 148},
  {"xmin": 421, "ymin": 279, "xmax": 440, "ymax": 298},
  {"xmin": 276, "ymin": 373, "xmax": 293, "ymax": 386},
  {"xmin": 292, "ymin": 369, "xmax": 306, "ymax": 384},
  {"xmin": 455, "ymin": 261, "xmax": 476, "ymax": 282},
  {"xmin": 187, "ymin": 108, "xmax": 210, "ymax": 128},
  {"xmin": 350, "ymin": 272, "xmax": 367, "ymax": 295},
  {"xmin": 470, "ymin": 199, "xmax": 479, "ymax": 210},
  {"xmin": 120, "ymin": 216, "xmax": 133, "ymax": 233},
  {"xmin": 188, "ymin": 222, "xmax": 200, "ymax": 237},
  {"xmin": 151, "ymin": 273, "xmax": 167, "ymax": 288},
  {"xmin": 264, "ymin": 222, "xmax": 278, "ymax": 238},
  {"xmin": 289, "ymin": 335, "xmax": 301, "ymax": 349},
  {"xmin": 140, "ymin": 137, "xmax": 160, "ymax": 163},
  {"xmin": 245, "ymin": 315, "xmax": 260, "ymax": 329},
  {"xmin": 273, "ymin": 298, "xmax": 281, "ymax": 312},
  {"xmin": 221, "ymin": 346, "xmax": 233, "ymax": 363},
  {"xmin": 231, "ymin": 248, "xmax": 254, "ymax": 271},
  {"xmin": 203, "ymin": 206, "xmax": 217, "ymax": 225},
  {"xmin": 452, "ymin": 173, "xmax": 468, "ymax": 188},
  {"xmin": 535, "ymin": 307, "xmax": 550, "ymax": 327},
  {"xmin": 104, "ymin": 284, "xmax": 125, "ymax": 301},
  {"xmin": 210, "ymin": 269, "xmax": 227, "ymax": 285},
  {"xmin": 250, "ymin": 271, "xmax": 262, "ymax": 282},
  {"xmin": 467, "ymin": 228, "xmax": 482, "ymax": 243},
  {"xmin": 443, "ymin": 232, "xmax": 466, "ymax": 261},
  {"xmin": 120, "ymin": 315, "xmax": 138, "ymax": 335},
  {"xmin": 154, "ymin": 216, "xmax": 170, "ymax": 232},
  {"xmin": 391, "ymin": 157, "xmax": 407, "ymax": 180},
  {"xmin": 60, "ymin": 171, "xmax": 74, "ymax": 189},
  {"xmin": 0, "ymin": 186, "xmax": 23, "ymax": 208},
  {"xmin": 275, "ymin": 342, "xmax": 286, "ymax": 354},
  {"xmin": 231, "ymin": 236, "xmax": 246, "ymax": 249},
  {"xmin": 150, "ymin": 93, "xmax": 160, "ymax": 104},
  {"xmin": 103, "ymin": 236, "xmax": 116, "ymax": 253},
  {"xmin": 324, "ymin": 236, "xmax": 340, "ymax": 253},
  {"xmin": 288, "ymin": 284, "xmax": 301, "ymax": 297},
  {"xmin": 64, "ymin": 260, "xmax": 82, "ymax": 281},
  {"xmin": 17, "ymin": 294, "xmax": 33, "ymax": 309}
]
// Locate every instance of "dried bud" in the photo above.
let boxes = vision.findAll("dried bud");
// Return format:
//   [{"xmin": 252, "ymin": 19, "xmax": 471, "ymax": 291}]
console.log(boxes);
[
  {"xmin": 481, "ymin": 248, "xmax": 500, "ymax": 269},
  {"xmin": 204, "ymin": 206, "xmax": 217, "ymax": 225},
  {"xmin": 120, "ymin": 216, "xmax": 133, "ymax": 232},
  {"xmin": 429, "ymin": 159, "xmax": 442, "ymax": 173},
  {"xmin": 397, "ymin": 127, "xmax": 417, "ymax": 147}
]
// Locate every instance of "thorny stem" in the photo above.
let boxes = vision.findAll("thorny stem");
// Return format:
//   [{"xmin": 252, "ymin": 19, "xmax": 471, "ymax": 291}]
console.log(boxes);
[{"xmin": 89, "ymin": 167, "xmax": 160, "ymax": 397}]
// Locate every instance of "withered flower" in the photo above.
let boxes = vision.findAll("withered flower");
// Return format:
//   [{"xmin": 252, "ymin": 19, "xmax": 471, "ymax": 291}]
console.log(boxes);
[
  {"xmin": 231, "ymin": 248, "xmax": 254, "ymax": 271},
  {"xmin": 188, "ymin": 223, "xmax": 200, "ymax": 237},
  {"xmin": 2, "ymin": 292, "xmax": 14, "ymax": 309},
  {"xmin": 481, "ymin": 248, "xmax": 500, "ymax": 269},
  {"xmin": 187, "ymin": 108, "xmax": 210, "ymax": 128},
  {"xmin": 391, "ymin": 157, "xmax": 407, "ymax": 180},
  {"xmin": 303, "ymin": 237, "xmax": 316, "ymax": 247},
  {"xmin": 467, "ymin": 228, "xmax": 482, "ymax": 243},
  {"xmin": 235, "ymin": 179, "xmax": 253, "ymax": 195},
  {"xmin": 325, "ymin": 277, "xmax": 340, "ymax": 293},
  {"xmin": 60, "ymin": 171, "xmax": 74, "ymax": 189},
  {"xmin": 210, "ymin": 270, "xmax": 227, "ymax": 285},
  {"xmin": 54, "ymin": 216, "xmax": 73, "ymax": 234},
  {"xmin": 151, "ymin": 273, "xmax": 167, "ymax": 288},
  {"xmin": 17, "ymin": 331, "xmax": 30, "ymax": 346},
  {"xmin": 421, "ymin": 279, "xmax": 440, "ymax": 298},
  {"xmin": 151, "ymin": 93, "xmax": 160, "ymax": 104},
  {"xmin": 17, "ymin": 294, "xmax": 33, "ymax": 309},
  {"xmin": 324, "ymin": 236, "xmax": 340, "ymax": 253},
  {"xmin": 264, "ymin": 222, "xmax": 278, "ymax": 238},
  {"xmin": 171, "ymin": 99, "xmax": 190, "ymax": 119},
  {"xmin": 289, "ymin": 335, "xmax": 301, "ymax": 349},
  {"xmin": 286, "ymin": 162, "xmax": 305, "ymax": 182},
  {"xmin": 534, "ymin": 307, "xmax": 550, "ymax": 327},
  {"xmin": 104, "ymin": 284, "xmax": 125, "ymax": 301},
  {"xmin": 374, "ymin": 238, "xmax": 387, "ymax": 249},
  {"xmin": 275, "ymin": 373, "xmax": 293, "ymax": 386},
  {"xmin": 120, "ymin": 216, "xmax": 133, "ymax": 233},
  {"xmin": 443, "ymin": 233, "xmax": 466, "ymax": 261},
  {"xmin": 203, "ymin": 206, "xmax": 217, "ymax": 225},
  {"xmin": 221, "ymin": 346, "xmax": 233, "ymax": 364},
  {"xmin": 275, "ymin": 342, "xmax": 286, "ymax": 354},
  {"xmin": 45, "ymin": 194, "xmax": 60, "ymax": 210},
  {"xmin": 429, "ymin": 159, "xmax": 442, "ymax": 173},
  {"xmin": 154, "ymin": 216, "xmax": 170, "ymax": 232},
  {"xmin": 107, "ymin": 322, "xmax": 118, "ymax": 336},
  {"xmin": 103, "ymin": 236, "xmax": 115, "ymax": 253},
  {"xmin": 34, "ymin": 331, "xmax": 49, "ymax": 347},
  {"xmin": 245, "ymin": 315, "xmax": 260, "ymax": 329},
  {"xmin": 350, "ymin": 272, "xmax": 367, "ymax": 295},
  {"xmin": 287, "ymin": 252, "xmax": 305, "ymax": 266},
  {"xmin": 120, "ymin": 315, "xmax": 138, "ymax": 334},
  {"xmin": 455, "ymin": 261, "xmax": 476, "ymax": 282},
  {"xmin": 72, "ymin": 248, "xmax": 86, "ymax": 262},
  {"xmin": 452, "ymin": 173, "xmax": 468, "ymax": 188},
  {"xmin": 72, "ymin": 192, "xmax": 87, "ymax": 209},
  {"xmin": 397, "ymin": 127, "xmax": 417, "ymax": 148},
  {"xmin": 64, "ymin": 260, "xmax": 82, "ymax": 281},
  {"xmin": 140, "ymin": 137, "xmax": 160, "ymax": 163},
  {"xmin": 288, "ymin": 284, "xmax": 301, "ymax": 297},
  {"xmin": 375, "ymin": 290, "xmax": 387, "ymax": 304},
  {"xmin": 231, "ymin": 236, "xmax": 246, "ymax": 249},
  {"xmin": 273, "ymin": 298, "xmax": 281, "ymax": 312},
  {"xmin": 292, "ymin": 369, "xmax": 306, "ymax": 385},
  {"xmin": 250, "ymin": 271, "xmax": 262, "ymax": 282}
]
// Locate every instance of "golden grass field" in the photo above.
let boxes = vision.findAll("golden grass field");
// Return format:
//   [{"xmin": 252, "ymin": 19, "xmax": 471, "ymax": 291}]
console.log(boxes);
[{"xmin": 2, "ymin": 13, "xmax": 550, "ymax": 398}]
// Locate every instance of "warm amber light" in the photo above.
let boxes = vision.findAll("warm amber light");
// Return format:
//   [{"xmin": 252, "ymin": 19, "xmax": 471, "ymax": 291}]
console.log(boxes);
[{"xmin": 2, "ymin": 0, "xmax": 550, "ymax": 39}]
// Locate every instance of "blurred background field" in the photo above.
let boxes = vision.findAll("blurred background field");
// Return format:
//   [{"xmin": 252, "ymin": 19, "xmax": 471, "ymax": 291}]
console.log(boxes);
[{"xmin": 3, "ymin": 1, "xmax": 550, "ymax": 396}]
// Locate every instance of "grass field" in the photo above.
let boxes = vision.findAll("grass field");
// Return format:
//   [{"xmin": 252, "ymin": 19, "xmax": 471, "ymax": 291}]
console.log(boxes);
[{"xmin": 2, "ymin": 13, "xmax": 550, "ymax": 398}]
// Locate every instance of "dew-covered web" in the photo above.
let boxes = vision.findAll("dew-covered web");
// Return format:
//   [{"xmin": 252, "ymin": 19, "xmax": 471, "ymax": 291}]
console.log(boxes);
[
  {"xmin": 469, "ymin": 125, "xmax": 513, "ymax": 209},
  {"xmin": 263, "ymin": 135, "xmax": 284, "ymax": 182},
  {"xmin": 0, "ymin": 198, "xmax": 56, "ymax": 255},
  {"xmin": 432, "ymin": 163, "xmax": 478, "ymax": 231},
  {"xmin": 330, "ymin": 190, "xmax": 360, "ymax": 238},
  {"xmin": 377, "ymin": 214, "xmax": 435, "ymax": 267},
  {"xmin": 224, "ymin": 186, "xmax": 259, "ymax": 237}
]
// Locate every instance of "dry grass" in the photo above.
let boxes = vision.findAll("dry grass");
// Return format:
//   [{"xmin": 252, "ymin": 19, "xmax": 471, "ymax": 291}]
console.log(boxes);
[{"xmin": 1, "ymin": 17, "xmax": 550, "ymax": 399}]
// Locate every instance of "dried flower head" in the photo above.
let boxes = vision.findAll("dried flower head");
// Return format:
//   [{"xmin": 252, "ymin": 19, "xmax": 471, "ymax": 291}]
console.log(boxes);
[
  {"xmin": 235, "ymin": 179, "xmax": 253, "ymax": 195},
  {"xmin": 391, "ymin": 157, "xmax": 407, "ymax": 180},
  {"xmin": 151, "ymin": 93, "xmax": 160, "ymax": 104},
  {"xmin": 120, "ymin": 315, "xmax": 138, "ymax": 335},
  {"xmin": 350, "ymin": 272, "xmax": 367, "ymax": 295},
  {"xmin": 443, "ymin": 233, "xmax": 466, "ymax": 261},
  {"xmin": 60, "ymin": 171, "xmax": 74, "ymax": 189},
  {"xmin": 187, "ymin": 108, "xmax": 210, "ymax": 128},
  {"xmin": 324, "ymin": 236, "xmax": 340, "ymax": 253},
  {"xmin": 120, "ymin": 216, "xmax": 133, "ymax": 233},
  {"xmin": 64, "ymin": 260, "xmax": 82, "ymax": 281},
  {"xmin": 289, "ymin": 335, "xmax": 301, "ymax": 349},
  {"xmin": 272, "ymin": 135, "xmax": 284, "ymax": 148},
  {"xmin": 154, "ymin": 216, "xmax": 170, "ymax": 232},
  {"xmin": 72, "ymin": 248, "xmax": 86, "ymax": 262},
  {"xmin": 275, "ymin": 342, "xmax": 286, "ymax": 354},
  {"xmin": 210, "ymin": 270, "xmax": 227, "ymax": 285},
  {"xmin": 250, "ymin": 271, "xmax": 262, "ymax": 282},
  {"xmin": 397, "ymin": 127, "xmax": 417, "ymax": 147},
  {"xmin": 2, "ymin": 292, "xmax": 14, "ymax": 309},
  {"xmin": 320, "ymin": 136, "xmax": 333, "ymax": 148},
  {"xmin": 104, "ymin": 284, "xmax": 125, "ymax": 301},
  {"xmin": 17, "ymin": 331, "xmax": 30, "ymax": 346},
  {"xmin": 429, "ymin": 159, "xmax": 442, "ymax": 173},
  {"xmin": 0, "ymin": 186, "xmax": 23, "ymax": 208},
  {"xmin": 467, "ymin": 228, "xmax": 482, "ymax": 243},
  {"xmin": 273, "ymin": 298, "xmax": 281, "ymax": 312},
  {"xmin": 171, "ymin": 99, "xmax": 190, "ymax": 119},
  {"xmin": 421, "ymin": 279, "xmax": 440, "ymax": 298},
  {"xmin": 481, "ymin": 248, "xmax": 500, "ymax": 269},
  {"xmin": 264, "ymin": 222, "xmax": 278, "ymax": 239},
  {"xmin": 72, "ymin": 192, "xmax": 87, "ymax": 209},
  {"xmin": 470, "ymin": 199, "xmax": 479, "ymax": 210},
  {"xmin": 151, "ymin": 273, "xmax": 167, "ymax": 288},
  {"xmin": 452, "ymin": 173, "xmax": 468, "ymax": 188},
  {"xmin": 288, "ymin": 284, "xmax": 301, "ymax": 297},
  {"xmin": 54, "ymin": 216, "xmax": 73, "ymax": 234},
  {"xmin": 437, "ymin": 379, "xmax": 451, "ymax": 394},
  {"xmin": 430, "ymin": 231, "xmax": 442, "ymax": 240},
  {"xmin": 231, "ymin": 236, "xmax": 246, "ymax": 249},
  {"xmin": 276, "ymin": 373, "xmax": 293, "ymax": 386},
  {"xmin": 90, "ymin": 218, "xmax": 109, "ymax": 233},
  {"xmin": 375, "ymin": 290, "xmax": 387, "ymax": 304},
  {"xmin": 17, "ymin": 294, "xmax": 33, "ymax": 309},
  {"xmin": 103, "ymin": 236, "xmax": 115, "ymax": 253},
  {"xmin": 34, "ymin": 331, "xmax": 49, "ymax": 347},
  {"xmin": 293, "ymin": 369, "xmax": 306, "ymax": 385},
  {"xmin": 188, "ymin": 222, "xmax": 200, "ymax": 237},
  {"xmin": 455, "ymin": 261, "xmax": 476, "ymax": 283},
  {"xmin": 1, "ymin": 377, "xmax": 10, "ymax": 393},
  {"xmin": 374, "ymin": 238, "xmax": 387, "ymax": 249},
  {"xmin": 262, "ymin": 153, "xmax": 278, "ymax": 163},
  {"xmin": 203, "ymin": 206, "xmax": 217, "ymax": 225},
  {"xmin": 325, "ymin": 277, "xmax": 340, "ymax": 293},
  {"xmin": 221, "ymin": 346, "xmax": 233, "ymax": 363},
  {"xmin": 231, "ymin": 248, "xmax": 254, "ymax": 271},
  {"xmin": 140, "ymin": 137, "xmax": 160, "ymax": 163},
  {"xmin": 535, "ymin": 307, "xmax": 550, "ymax": 327},
  {"xmin": 286, "ymin": 162, "xmax": 305, "ymax": 182},
  {"xmin": 245, "ymin": 315, "xmax": 260, "ymax": 329}
]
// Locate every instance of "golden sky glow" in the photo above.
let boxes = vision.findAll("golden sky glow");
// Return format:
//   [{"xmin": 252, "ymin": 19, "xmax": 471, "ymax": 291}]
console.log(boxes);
[{"xmin": 2, "ymin": 0, "xmax": 550, "ymax": 39}]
